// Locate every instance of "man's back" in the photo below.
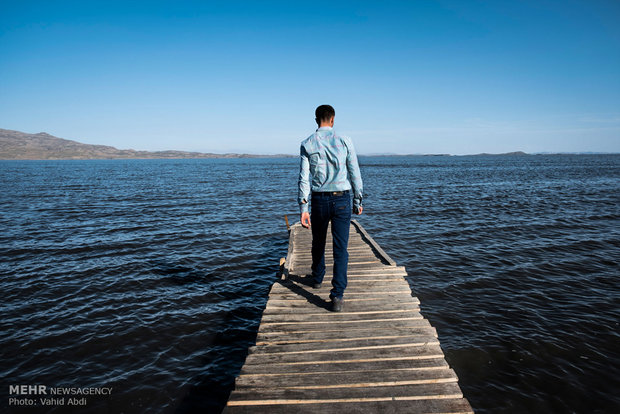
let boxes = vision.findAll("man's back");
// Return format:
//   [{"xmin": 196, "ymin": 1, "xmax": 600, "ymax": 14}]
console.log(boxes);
[
  {"xmin": 297, "ymin": 104, "xmax": 363, "ymax": 312},
  {"xmin": 300, "ymin": 127, "xmax": 361, "ymax": 195},
  {"xmin": 298, "ymin": 126, "xmax": 363, "ymax": 216}
]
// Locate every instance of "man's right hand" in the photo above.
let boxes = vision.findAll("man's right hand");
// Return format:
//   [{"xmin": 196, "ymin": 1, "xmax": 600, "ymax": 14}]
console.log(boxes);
[{"xmin": 301, "ymin": 212, "xmax": 311, "ymax": 228}]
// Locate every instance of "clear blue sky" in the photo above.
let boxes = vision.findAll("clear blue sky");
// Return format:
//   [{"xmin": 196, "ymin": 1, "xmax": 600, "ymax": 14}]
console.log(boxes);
[{"xmin": 1, "ymin": 0, "xmax": 619, "ymax": 154}]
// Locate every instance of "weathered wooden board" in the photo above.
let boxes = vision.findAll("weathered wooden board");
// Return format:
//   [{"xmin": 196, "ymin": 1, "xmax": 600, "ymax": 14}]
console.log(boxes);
[
  {"xmin": 229, "ymin": 381, "xmax": 462, "ymax": 400},
  {"xmin": 248, "ymin": 335, "xmax": 440, "ymax": 354},
  {"xmin": 224, "ymin": 220, "xmax": 473, "ymax": 413},
  {"xmin": 264, "ymin": 296, "xmax": 419, "ymax": 305},
  {"xmin": 234, "ymin": 367, "xmax": 458, "ymax": 388},
  {"xmin": 239, "ymin": 355, "xmax": 447, "ymax": 374},
  {"xmin": 225, "ymin": 398, "xmax": 473, "ymax": 414},
  {"xmin": 289, "ymin": 266, "xmax": 409, "ymax": 275},
  {"xmin": 256, "ymin": 318, "xmax": 435, "ymax": 335},
  {"xmin": 241, "ymin": 343, "xmax": 446, "ymax": 366},
  {"xmin": 263, "ymin": 301, "xmax": 419, "ymax": 313},
  {"xmin": 255, "ymin": 326, "xmax": 438, "ymax": 344},
  {"xmin": 258, "ymin": 310, "xmax": 424, "ymax": 324}
]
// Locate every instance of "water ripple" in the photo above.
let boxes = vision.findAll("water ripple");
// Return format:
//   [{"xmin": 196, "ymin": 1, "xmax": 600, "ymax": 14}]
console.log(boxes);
[{"xmin": 1, "ymin": 156, "xmax": 619, "ymax": 413}]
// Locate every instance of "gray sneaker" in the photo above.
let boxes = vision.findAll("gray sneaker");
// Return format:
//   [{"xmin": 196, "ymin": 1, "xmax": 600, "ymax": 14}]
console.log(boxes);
[{"xmin": 331, "ymin": 296, "xmax": 344, "ymax": 312}]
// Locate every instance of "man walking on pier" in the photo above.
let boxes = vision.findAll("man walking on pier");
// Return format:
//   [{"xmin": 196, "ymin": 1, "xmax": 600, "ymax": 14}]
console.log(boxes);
[{"xmin": 298, "ymin": 104, "xmax": 364, "ymax": 312}]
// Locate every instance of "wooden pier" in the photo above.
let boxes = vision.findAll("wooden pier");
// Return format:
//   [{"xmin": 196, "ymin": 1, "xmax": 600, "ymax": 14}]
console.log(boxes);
[{"xmin": 225, "ymin": 220, "xmax": 473, "ymax": 413}]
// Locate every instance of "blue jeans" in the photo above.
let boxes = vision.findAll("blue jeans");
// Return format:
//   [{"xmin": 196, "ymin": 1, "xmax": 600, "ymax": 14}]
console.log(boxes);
[{"xmin": 310, "ymin": 191, "xmax": 352, "ymax": 299}]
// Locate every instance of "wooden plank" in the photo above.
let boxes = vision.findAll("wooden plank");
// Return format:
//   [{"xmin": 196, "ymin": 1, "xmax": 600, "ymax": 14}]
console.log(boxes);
[
  {"xmin": 293, "ymin": 253, "xmax": 378, "ymax": 259},
  {"xmin": 263, "ymin": 301, "xmax": 419, "ymax": 313},
  {"xmin": 294, "ymin": 250, "xmax": 378, "ymax": 255},
  {"xmin": 272, "ymin": 280, "xmax": 412, "ymax": 291},
  {"xmin": 257, "ymin": 318, "xmax": 434, "ymax": 334},
  {"xmin": 264, "ymin": 296, "xmax": 419, "ymax": 305},
  {"xmin": 264, "ymin": 295, "xmax": 415, "ymax": 305},
  {"xmin": 294, "ymin": 248, "xmax": 375, "ymax": 253},
  {"xmin": 290, "ymin": 267, "xmax": 408, "ymax": 276},
  {"xmin": 259, "ymin": 309, "xmax": 423, "ymax": 323},
  {"xmin": 262, "ymin": 294, "xmax": 418, "ymax": 307},
  {"xmin": 264, "ymin": 300, "xmax": 418, "ymax": 310},
  {"xmin": 258, "ymin": 318, "xmax": 425, "ymax": 330},
  {"xmin": 262, "ymin": 296, "xmax": 418, "ymax": 308},
  {"xmin": 274, "ymin": 277, "xmax": 411, "ymax": 285},
  {"xmin": 241, "ymin": 355, "xmax": 452, "ymax": 371},
  {"xmin": 234, "ymin": 367, "xmax": 458, "ymax": 388},
  {"xmin": 273, "ymin": 283, "xmax": 412, "ymax": 290},
  {"xmin": 290, "ymin": 266, "xmax": 408, "ymax": 274},
  {"xmin": 271, "ymin": 283, "xmax": 412, "ymax": 291},
  {"xmin": 240, "ymin": 355, "xmax": 446, "ymax": 374},
  {"xmin": 245, "ymin": 345, "xmax": 445, "ymax": 363},
  {"xmin": 314, "ymin": 259, "xmax": 388, "ymax": 268},
  {"xmin": 254, "ymin": 333, "xmax": 435, "ymax": 347},
  {"xmin": 255, "ymin": 327, "xmax": 437, "ymax": 344},
  {"xmin": 280, "ymin": 275, "xmax": 409, "ymax": 283},
  {"xmin": 242, "ymin": 343, "xmax": 446, "ymax": 365},
  {"xmin": 296, "ymin": 247, "xmax": 379, "ymax": 252},
  {"xmin": 293, "ymin": 239, "xmax": 363, "ymax": 243},
  {"xmin": 266, "ymin": 293, "xmax": 412, "ymax": 301},
  {"xmin": 224, "ymin": 398, "xmax": 473, "ymax": 413},
  {"xmin": 265, "ymin": 295, "xmax": 419, "ymax": 302},
  {"xmin": 266, "ymin": 292, "xmax": 414, "ymax": 301},
  {"xmin": 275, "ymin": 277, "xmax": 411, "ymax": 286},
  {"xmin": 228, "ymin": 382, "xmax": 462, "ymax": 400},
  {"xmin": 293, "ymin": 259, "xmax": 385, "ymax": 265},
  {"xmin": 294, "ymin": 263, "xmax": 393, "ymax": 269},
  {"xmin": 270, "ymin": 285, "xmax": 413, "ymax": 294},
  {"xmin": 348, "ymin": 267, "xmax": 408, "ymax": 274},
  {"xmin": 264, "ymin": 297, "xmax": 417, "ymax": 306},
  {"xmin": 249, "ymin": 335, "xmax": 440, "ymax": 354},
  {"xmin": 277, "ymin": 272, "xmax": 409, "ymax": 287},
  {"xmin": 286, "ymin": 274, "xmax": 410, "ymax": 281},
  {"xmin": 291, "ymin": 268, "xmax": 394, "ymax": 275},
  {"xmin": 268, "ymin": 289, "xmax": 414, "ymax": 298}
]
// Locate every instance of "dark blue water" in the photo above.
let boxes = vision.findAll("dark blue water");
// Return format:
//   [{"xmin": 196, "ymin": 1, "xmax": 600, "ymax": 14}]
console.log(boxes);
[{"xmin": 1, "ymin": 155, "xmax": 619, "ymax": 413}]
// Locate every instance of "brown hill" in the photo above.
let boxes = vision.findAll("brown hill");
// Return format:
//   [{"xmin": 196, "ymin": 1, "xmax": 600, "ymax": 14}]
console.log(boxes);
[{"xmin": 0, "ymin": 128, "xmax": 288, "ymax": 159}]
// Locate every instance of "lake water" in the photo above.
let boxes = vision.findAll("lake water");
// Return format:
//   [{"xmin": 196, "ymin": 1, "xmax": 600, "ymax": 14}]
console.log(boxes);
[{"xmin": 1, "ymin": 155, "xmax": 619, "ymax": 413}]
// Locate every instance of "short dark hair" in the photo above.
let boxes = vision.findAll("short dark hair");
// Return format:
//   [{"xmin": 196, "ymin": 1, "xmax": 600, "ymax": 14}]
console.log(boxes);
[{"xmin": 315, "ymin": 105, "xmax": 335, "ymax": 124}]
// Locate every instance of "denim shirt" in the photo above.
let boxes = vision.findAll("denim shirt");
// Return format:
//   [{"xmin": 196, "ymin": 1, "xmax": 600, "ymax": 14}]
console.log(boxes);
[{"xmin": 298, "ymin": 127, "xmax": 363, "ymax": 213}]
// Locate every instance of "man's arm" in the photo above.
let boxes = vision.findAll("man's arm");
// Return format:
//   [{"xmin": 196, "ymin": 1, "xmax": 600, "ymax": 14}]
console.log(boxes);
[
  {"xmin": 345, "ymin": 137, "xmax": 363, "ymax": 214},
  {"xmin": 298, "ymin": 145, "xmax": 312, "ymax": 227}
]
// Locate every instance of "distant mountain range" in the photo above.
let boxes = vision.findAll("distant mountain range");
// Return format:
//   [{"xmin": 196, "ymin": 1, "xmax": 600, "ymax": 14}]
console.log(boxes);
[
  {"xmin": 0, "ymin": 128, "xmax": 292, "ymax": 160},
  {"xmin": 1, "ymin": 128, "xmax": 614, "ymax": 160}
]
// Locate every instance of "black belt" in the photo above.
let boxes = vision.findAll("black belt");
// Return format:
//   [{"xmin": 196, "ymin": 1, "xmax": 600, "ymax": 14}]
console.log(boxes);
[{"xmin": 313, "ymin": 190, "xmax": 349, "ymax": 196}]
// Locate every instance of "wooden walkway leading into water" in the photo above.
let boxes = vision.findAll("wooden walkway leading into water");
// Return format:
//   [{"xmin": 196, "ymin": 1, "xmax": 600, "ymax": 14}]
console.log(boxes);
[{"xmin": 225, "ymin": 220, "xmax": 473, "ymax": 413}]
